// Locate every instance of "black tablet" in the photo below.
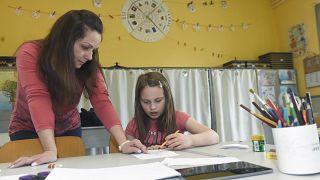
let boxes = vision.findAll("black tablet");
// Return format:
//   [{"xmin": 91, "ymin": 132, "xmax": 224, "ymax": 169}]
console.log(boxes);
[{"xmin": 176, "ymin": 161, "xmax": 273, "ymax": 180}]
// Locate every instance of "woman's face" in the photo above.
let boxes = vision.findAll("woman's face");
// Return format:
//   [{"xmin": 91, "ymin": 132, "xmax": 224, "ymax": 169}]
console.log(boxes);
[
  {"xmin": 140, "ymin": 86, "xmax": 166, "ymax": 120},
  {"xmin": 73, "ymin": 30, "xmax": 101, "ymax": 69}
]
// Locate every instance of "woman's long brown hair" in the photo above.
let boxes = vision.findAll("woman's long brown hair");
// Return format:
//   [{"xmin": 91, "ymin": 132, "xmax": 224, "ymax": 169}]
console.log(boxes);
[{"xmin": 37, "ymin": 10, "xmax": 103, "ymax": 115}]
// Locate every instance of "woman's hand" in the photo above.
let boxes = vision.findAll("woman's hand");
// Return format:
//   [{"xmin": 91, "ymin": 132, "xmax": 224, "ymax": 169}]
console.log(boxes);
[
  {"xmin": 166, "ymin": 133, "xmax": 193, "ymax": 150},
  {"xmin": 147, "ymin": 145, "xmax": 161, "ymax": 150},
  {"xmin": 121, "ymin": 139, "xmax": 147, "ymax": 154},
  {"xmin": 9, "ymin": 150, "xmax": 57, "ymax": 168}
]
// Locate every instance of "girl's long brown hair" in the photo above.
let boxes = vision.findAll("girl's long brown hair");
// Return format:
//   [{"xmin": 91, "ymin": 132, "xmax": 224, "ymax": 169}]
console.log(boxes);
[
  {"xmin": 38, "ymin": 10, "xmax": 103, "ymax": 115},
  {"xmin": 134, "ymin": 72, "xmax": 177, "ymax": 143}
]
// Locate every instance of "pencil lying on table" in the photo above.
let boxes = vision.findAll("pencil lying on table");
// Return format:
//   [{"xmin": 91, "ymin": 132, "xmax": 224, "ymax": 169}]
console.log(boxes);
[
  {"xmin": 240, "ymin": 104, "xmax": 278, "ymax": 128},
  {"xmin": 160, "ymin": 130, "xmax": 179, "ymax": 149}
]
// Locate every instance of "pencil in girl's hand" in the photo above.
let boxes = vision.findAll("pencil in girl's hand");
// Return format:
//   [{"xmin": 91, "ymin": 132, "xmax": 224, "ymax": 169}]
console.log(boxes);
[
  {"xmin": 160, "ymin": 130, "xmax": 179, "ymax": 149},
  {"xmin": 240, "ymin": 104, "xmax": 277, "ymax": 128}
]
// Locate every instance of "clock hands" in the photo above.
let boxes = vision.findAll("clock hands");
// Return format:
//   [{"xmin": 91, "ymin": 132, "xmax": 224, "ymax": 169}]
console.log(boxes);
[{"xmin": 145, "ymin": 15, "xmax": 166, "ymax": 35}]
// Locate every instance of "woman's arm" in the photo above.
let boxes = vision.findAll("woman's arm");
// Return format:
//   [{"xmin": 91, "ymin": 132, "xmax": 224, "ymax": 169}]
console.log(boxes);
[
  {"xmin": 166, "ymin": 117, "xmax": 219, "ymax": 150},
  {"xmin": 109, "ymin": 125, "xmax": 147, "ymax": 153},
  {"xmin": 10, "ymin": 129, "xmax": 58, "ymax": 168}
]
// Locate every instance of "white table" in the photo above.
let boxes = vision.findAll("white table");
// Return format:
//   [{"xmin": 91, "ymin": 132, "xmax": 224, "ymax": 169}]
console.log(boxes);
[{"xmin": 0, "ymin": 142, "xmax": 319, "ymax": 179}]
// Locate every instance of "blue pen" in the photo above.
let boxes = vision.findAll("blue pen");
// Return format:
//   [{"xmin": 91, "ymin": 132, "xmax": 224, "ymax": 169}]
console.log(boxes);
[{"xmin": 266, "ymin": 108, "xmax": 279, "ymax": 122}]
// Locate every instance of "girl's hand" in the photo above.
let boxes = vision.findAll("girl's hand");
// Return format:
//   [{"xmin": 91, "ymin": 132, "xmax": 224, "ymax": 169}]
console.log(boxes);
[
  {"xmin": 9, "ymin": 150, "xmax": 57, "ymax": 168},
  {"xmin": 166, "ymin": 133, "xmax": 192, "ymax": 150}
]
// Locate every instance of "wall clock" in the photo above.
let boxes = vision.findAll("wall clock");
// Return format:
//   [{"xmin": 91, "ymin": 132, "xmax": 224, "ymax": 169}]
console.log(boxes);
[{"xmin": 121, "ymin": 0, "xmax": 172, "ymax": 42}]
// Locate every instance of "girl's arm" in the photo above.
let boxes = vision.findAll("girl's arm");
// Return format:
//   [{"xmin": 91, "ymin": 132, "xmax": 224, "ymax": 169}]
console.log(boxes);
[
  {"xmin": 184, "ymin": 117, "xmax": 219, "ymax": 146},
  {"xmin": 166, "ymin": 117, "xmax": 219, "ymax": 150}
]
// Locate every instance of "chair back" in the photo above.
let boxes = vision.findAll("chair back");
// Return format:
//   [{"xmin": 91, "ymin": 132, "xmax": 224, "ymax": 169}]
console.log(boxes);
[{"xmin": 0, "ymin": 136, "xmax": 85, "ymax": 163}]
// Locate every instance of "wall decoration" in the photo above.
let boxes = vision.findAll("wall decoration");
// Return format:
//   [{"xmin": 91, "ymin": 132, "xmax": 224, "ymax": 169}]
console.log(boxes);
[
  {"xmin": 6, "ymin": 2, "xmax": 250, "ymax": 61},
  {"xmin": 171, "ymin": 0, "xmax": 228, "ymax": 11},
  {"xmin": 288, "ymin": 23, "xmax": 307, "ymax": 57},
  {"xmin": 278, "ymin": 69, "xmax": 296, "ymax": 85},
  {"xmin": 303, "ymin": 55, "xmax": 320, "ymax": 88},
  {"xmin": 175, "ymin": 18, "xmax": 250, "ymax": 32},
  {"xmin": 260, "ymin": 86, "xmax": 276, "ymax": 103},
  {"xmin": 257, "ymin": 70, "xmax": 276, "ymax": 86},
  {"xmin": 0, "ymin": 71, "xmax": 17, "ymax": 122},
  {"xmin": 121, "ymin": 0, "xmax": 172, "ymax": 42},
  {"xmin": 187, "ymin": 1, "xmax": 196, "ymax": 13},
  {"xmin": 93, "ymin": 0, "xmax": 102, "ymax": 8}
]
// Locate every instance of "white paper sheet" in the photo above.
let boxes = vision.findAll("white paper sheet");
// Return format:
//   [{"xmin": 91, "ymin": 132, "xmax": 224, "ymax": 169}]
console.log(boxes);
[
  {"xmin": 161, "ymin": 157, "xmax": 241, "ymax": 166},
  {"xmin": 0, "ymin": 174, "xmax": 27, "ymax": 180},
  {"xmin": 221, "ymin": 144, "xmax": 249, "ymax": 149},
  {"xmin": 132, "ymin": 149, "xmax": 179, "ymax": 160},
  {"xmin": 46, "ymin": 162, "xmax": 180, "ymax": 180}
]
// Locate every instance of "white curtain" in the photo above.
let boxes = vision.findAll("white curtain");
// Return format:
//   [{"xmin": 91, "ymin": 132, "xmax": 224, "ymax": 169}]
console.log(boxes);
[
  {"xmin": 78, "ymin": 68, "xmax": 264, "ymax": 143},
  {"xmin": 103, "ymin": 69, "xmax": 150, "ymax": 128},
  {"xmin": 162, "ymin": 69, "xmax": 211, "ymax": 128},
  {"xmin": 210, "ymin": 69, "xmax": 263, "ymax": 142}
]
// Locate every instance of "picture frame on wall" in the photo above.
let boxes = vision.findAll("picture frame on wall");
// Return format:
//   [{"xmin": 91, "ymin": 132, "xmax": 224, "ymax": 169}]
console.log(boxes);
[
  {"xmin": 303, "ymin": 55, "xmax": 320, "ymax": 88},
  {"xmin": 0, "ymin": 70, "xmax": 17, "ymax": 131},
  {"xmin": 278, "ymin": 69, "xmax": 297, "ymax": 85}
]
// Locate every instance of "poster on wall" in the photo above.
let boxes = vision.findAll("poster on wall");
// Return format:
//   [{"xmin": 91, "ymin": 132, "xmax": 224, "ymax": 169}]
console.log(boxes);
[
  {"xmin": 257, "ymin": 70, "xmax": 276, "ymax": 86},
  {"xmin": 303, "ymin": 55, "xmax": 320, "ymax": 88},
  {"xmin": 0, "ymin": 71, "xmax": 17, "ymax": 122},
  {"xmin": 288, "ymin": 23, "xmax": 307, "ymax": 57},
  {"xmin": 260, "ymin": 86, "xmax": 276, "ymax": 103},
  {"xmin": 278, "ymin": 69, "xmax": 297, "ymax": 85}
]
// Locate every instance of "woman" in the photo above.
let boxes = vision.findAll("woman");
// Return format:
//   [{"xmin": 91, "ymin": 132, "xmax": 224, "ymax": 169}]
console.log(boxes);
[
  {"xmin": 126, "ymin": 72, "xmax": 219, "ymax": 150},
  {"xmin": 9, "ymin": 9, "xmax": 146, "ymax": 168}
]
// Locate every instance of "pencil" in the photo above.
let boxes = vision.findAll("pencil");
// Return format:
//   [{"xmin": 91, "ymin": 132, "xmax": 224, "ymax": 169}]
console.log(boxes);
[
  {"xmin": 252, "ymin": 101, "xmax": 273, "ymax": 120},
  {"xmin": 287, "ymin": 88, "xmax": 304, "ymax": 125},
  {"xmin": 240, "ymin": 104, "xmax": 278, "ymax": 128},
  {"xmin": 266, "ymin": 98, "xmax": 287, "ymax": 127},
  {"xmin": 160, "ymin": 130, "xmax": 179, "ymax": 149}
]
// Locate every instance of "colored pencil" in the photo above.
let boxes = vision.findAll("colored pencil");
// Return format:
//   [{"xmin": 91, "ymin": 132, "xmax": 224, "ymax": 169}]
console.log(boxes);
[
  {"xmin": 240, "ymin": 104, "xmax": 277, "ymax": 128},
  {"xmin": 160, "ymin": 130, "xmax": 179, "ymax": 149},
  {"xmin": 287, "ymin": 88, "xmax": 304, "ymax": 125}
]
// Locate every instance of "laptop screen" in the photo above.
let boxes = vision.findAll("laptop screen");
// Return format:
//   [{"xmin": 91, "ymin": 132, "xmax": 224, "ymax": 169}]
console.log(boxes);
[{"xmin": 176, "ymin": 161, "xmax": 273, "ymax": 180}]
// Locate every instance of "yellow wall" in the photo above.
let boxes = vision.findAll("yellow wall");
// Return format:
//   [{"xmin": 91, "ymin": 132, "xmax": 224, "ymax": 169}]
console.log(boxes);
[
  {"xmin": 0, "ymin": 0, "xmax": 278, "ymax": 68},
  {"xmin": 273, "ymin": 0, "xmax": 320, "ymax": 96}
]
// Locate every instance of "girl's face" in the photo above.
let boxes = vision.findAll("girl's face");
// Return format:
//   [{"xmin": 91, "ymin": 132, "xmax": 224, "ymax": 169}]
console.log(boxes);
[
  {"xmin": 140, "ymin": 86, "xmax": 166, "ymax": 120},
  {"xmin": 73, "ymin": 30, "xmax": 101, "ymax": 69}
]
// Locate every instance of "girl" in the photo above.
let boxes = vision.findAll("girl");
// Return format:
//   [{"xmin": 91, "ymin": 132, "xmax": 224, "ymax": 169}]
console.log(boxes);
[{"xmin": 126, "ymin": 72, "xmax": 219, "ymax": 150}]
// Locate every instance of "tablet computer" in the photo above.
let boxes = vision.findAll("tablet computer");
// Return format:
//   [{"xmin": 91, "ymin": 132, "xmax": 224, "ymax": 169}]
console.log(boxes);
[{"xmin": 176, "ymin": 161, "xmax": 273, "ymax": 179}]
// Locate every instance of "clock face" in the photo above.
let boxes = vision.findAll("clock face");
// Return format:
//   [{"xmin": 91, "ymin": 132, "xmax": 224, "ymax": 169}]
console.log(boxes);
[{"xmin": 121, "ymin": 0, "xmax": 172, "ymax": 42}]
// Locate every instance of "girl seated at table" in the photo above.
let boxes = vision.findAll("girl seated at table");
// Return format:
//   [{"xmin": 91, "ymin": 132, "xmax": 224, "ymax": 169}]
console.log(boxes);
[{"xmin": 125, "ymin": 72, "xmax": 219, "ymax": 150}]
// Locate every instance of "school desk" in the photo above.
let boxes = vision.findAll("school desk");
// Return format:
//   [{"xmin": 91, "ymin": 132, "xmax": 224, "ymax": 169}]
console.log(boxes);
[{"xmin": 0, "ymin": 142, "xmax": 319, "ymax": 179}]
